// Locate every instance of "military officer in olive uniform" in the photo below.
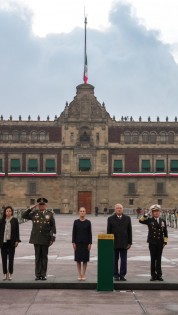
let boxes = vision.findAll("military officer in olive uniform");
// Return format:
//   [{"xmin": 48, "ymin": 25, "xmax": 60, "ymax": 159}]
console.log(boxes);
[
  {"xmin": 22, "ymin": 197, "xmax": 56, "ymax": 280},
  {"xmin": 139, "ymin": 204, "xmax": 168, "ymax": 281}
]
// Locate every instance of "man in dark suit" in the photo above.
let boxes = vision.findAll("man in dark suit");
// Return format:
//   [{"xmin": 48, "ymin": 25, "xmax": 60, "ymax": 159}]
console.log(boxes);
[
  {"xmin": 22, "ymin": 197, "xmax": 56, "ymax": 280},
  {"xmin": 107, "ymin": 203, "xmax": 132, "ymax": 281},
  {"xmin": 139, "ymin": 204, "xmax": 168, "ymax": 281}
]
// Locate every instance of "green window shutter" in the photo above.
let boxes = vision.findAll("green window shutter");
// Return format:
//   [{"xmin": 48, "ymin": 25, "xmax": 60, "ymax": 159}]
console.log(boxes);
[
  {"xmin": 114, "ymin": 160, "xmax": 122, "ymax": 172},
  {"xmin": 0, "ymin": 159, "xmax": 2, "ymax": 172},
  {"xmin": 156, "ymin": 160, "xmax": 165, "ymax": 172},
  {"xmin": 141, "ymin": 160, "xmax": 150, "ymax": 172},
  {"xmin": 79, "ymin": 159, "xmax": 91, "ymax": 171},
  {"xmin": 28, "ymin": 159, "xmax": 38, "ymax": 172},
  {"xmin": 170, "ymin": 160, "xmax": 178, "ymax": 172},
  {"xmin": 45, "ymin": 159, "xmax": 55, "ymax": 172},
  {"xmin": 11, "ymin": 159, "xmax": 20, "ymax": 172}
]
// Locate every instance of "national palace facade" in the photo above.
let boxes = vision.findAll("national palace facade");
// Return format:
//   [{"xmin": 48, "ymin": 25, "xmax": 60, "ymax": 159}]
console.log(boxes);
[{"xmin": 0, "ymin": 83, "xmax": 178, "ymax": 213}]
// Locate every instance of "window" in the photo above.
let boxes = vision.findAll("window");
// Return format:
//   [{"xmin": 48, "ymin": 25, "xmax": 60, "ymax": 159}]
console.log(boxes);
[
  {"xmin": 168, "ymin": 132, "xmax": 174, "ymax": 144},
  {"xmin": 158, "ymin": 199, "xmax": 162, "ymax": 206},
  {"xmin": 21, "ymin": 131, "xmax": 27, "ymax": 142},
  {"xmin": 12, "ymin": 131, "xmax": 19, "ymax": 142},
  {"xmin": 132, "ymin": 132, "xmax": 139, "ymax": 144},
  {"xmin": 129, "ymin": 199, "xmax": 134, "ymax": 205},
  {"xmin": 156, "ymin": 160, "xmax": 165, "ymax": 172},
  {"xmin": 0, "ymin": 159, "xmax": 2, "ymax": 172},
  {"xmin": 10, "ymin": 159, "xmax": 20, "ymax": 172},
  {"xmin": 2, "ymin": 131, "xmax": 9, "ymax": 142},
  {"xmin": 170, "ymin": 160, "xmax": 178, "ymax": 172},
  {"xmin": 128, "ymin": 183, "xmax": 136, "ymax": 195},
  {"xmin": 156, "ymin": 182, "xmax": 165, "ymax": 194},
  {"xmin": 45, "ymin": 159, "xmax": 55, "ymax": 172},
  {"xmin": 142, "ymin": 132, "xmax": 149, "ymax": 144},
  {"xmin": 39, "ymin": 131, "xmax": 46, "ymax": 143},
  {"xmin": 79, "ymin": 159, "xmax": 91, "ymax": 171},
  {"xmin": 31, "ymin": 131, "xmax": 38, "ymax": 142},
  {"xmin": 124, "ymin": 132, "xmax": 131, "ymax": 144},
  {"xmin": 150, "ymin": 132, "xmax": 157, "ymax": 144},
  {"xmin": 28, "ymin": 159, "xmax": 38, "ymax": 172},
  {"xmin": 29, "ymin": 182, "xmax": 37, "ymax": 194},
  {"xmin": 160, "ymin": 132, "xmax": 167, "ymax": 144},
  {"xmin": 114, "ymin": 160, "xmax": 123, "ymax": 172},
  {"xmin": 80, "ymin": 131, "xmax": 90, "ymax": 142},
  {"xmin": 141, "ymin": 160, "xmax": 151, "ymax": 172}
]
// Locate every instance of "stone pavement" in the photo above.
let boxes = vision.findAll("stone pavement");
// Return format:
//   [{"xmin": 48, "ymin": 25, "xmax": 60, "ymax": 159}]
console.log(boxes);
[{"xmin": 1, "ymin": 214, "xmax": 178, "ymax": 314}]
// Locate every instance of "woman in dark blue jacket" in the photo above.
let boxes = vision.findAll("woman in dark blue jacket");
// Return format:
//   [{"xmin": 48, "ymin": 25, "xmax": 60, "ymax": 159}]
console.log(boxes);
[
  {"xmin": 0, "ymin": 206, "xmax": 21, "ymax": 280},
  {"xmin": 72, "ymin": 207, "xmax": 92, "ymax": 280}
]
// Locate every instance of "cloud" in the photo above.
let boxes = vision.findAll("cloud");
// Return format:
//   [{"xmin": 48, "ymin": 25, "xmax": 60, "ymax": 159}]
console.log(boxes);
[{"xmin": 0, "ymin": 2, "xmax": 178, "ymax": 121}]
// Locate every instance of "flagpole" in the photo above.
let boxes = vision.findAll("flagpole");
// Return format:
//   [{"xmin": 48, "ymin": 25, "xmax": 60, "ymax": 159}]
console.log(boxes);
[
  {"xmin": 84, "ymin": 16, "xmax": 87, "ymax": 64},
  {"xmin": 83, "ymin": 15, "xmax": 88, "ymax": 84}
]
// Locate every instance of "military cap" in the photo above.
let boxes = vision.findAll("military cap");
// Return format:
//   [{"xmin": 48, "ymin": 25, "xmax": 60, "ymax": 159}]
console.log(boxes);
[
  {"xmin": 149, "ymin": 204, "xmax": 161, "ymax": 211},
  {"xmin": 37, "ymin": 197, "xmax": 48, "ymax": 205}
]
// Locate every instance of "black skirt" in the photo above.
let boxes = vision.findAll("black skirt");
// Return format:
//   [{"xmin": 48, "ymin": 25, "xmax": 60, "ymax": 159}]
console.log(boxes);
[{"xmin": 74, "ymin": 243, "xmax": 90, "ymax": 262}]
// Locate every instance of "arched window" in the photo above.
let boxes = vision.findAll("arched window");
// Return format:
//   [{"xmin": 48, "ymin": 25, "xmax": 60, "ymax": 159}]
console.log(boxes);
[
  {"xmin": 2, "ymin": 131, "xmax": 9, "ymax": 142},
  {"xmin": 168, "ymin": 132, "xmax": 174, "ymax": 144},
  {"xmin": 142, "ymin": 132, "xmax": 149, "ymax": 144},
  {"xmin": 21, "ymin": 131, "xmax": 27, "ymax": 142},
  {"xmin": 79, "ymin": 126, "xmax": 91, "ymax": 143},
  {"xmin": 31, "ymin": 131, "xmax": 38, "ymax": 142},
  {"xmin": 12, "ymin": 130, "xmax": 19, "ymax": 142},
  {"xmin": 150, "ymin": 132, "xmax": 157, "ymax": 144},
  {"xmin": 160, "ymin": 132, "xmax": 167, "ymax": 144},
  {"xmin": 132, "ymin": 132, "xmax": 139, "ymax": 144},
  {"xmin": 124, "ymin": 131, "xmax": 131, "ymax": 144},
  {"xmin": 39, "ymin": 131, "xmax": 46, "ymax": 143},
  {"xmin": 80, "ymin": 131, "xmax": 90, "ymax": 142}
]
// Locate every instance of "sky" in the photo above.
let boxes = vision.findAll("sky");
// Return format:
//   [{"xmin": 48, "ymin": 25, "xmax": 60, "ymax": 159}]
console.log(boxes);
[{"xmin": 0, "ymin": 0, "xmax": 178, "ymax": 121}]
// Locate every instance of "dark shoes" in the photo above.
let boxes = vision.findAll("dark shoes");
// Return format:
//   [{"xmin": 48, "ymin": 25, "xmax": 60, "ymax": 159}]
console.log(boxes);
[
  {"xmin": 41, "ymin": 276, "xmax": 47, "ymax": 280},
  {"xmin": 150, "ymin": 276, "xmax": 164, "ymax": 281},
  {"xmin": 35, "ymin": 276, "xmax": 47, "ymax": 280},
  {"xmin": 114, "ymin": 276, "xmax": 127, "ymax": 281},
  {"xmin": 120, "ymin": 276, "xmax": 127, "ymax": 281}
]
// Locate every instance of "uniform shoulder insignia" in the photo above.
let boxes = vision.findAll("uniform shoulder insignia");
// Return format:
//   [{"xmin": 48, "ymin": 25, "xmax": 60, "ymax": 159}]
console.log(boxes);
[
  {"xmin": 47, "ymin": 209, "xmax": 54, "ymax": 214},
  {"xmin": 140, "ymin": 216, "xmax": 146, "ymax": 222}
]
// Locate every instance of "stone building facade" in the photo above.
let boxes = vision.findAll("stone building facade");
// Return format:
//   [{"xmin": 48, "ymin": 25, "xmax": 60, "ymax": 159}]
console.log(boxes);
[{"xmin": 0, "ymin": 83, "xmax": 178, "ymax": 213}]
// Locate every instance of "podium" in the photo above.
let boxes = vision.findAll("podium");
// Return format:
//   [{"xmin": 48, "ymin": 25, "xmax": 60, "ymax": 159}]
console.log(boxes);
[{"xmin": 97, "ymin": 234, "xmax": 114, "ymax": 291}]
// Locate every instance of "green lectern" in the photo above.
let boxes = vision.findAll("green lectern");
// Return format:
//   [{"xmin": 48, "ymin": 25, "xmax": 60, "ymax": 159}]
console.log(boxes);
[{"xmin": 97, "ymin": 234, "xmax": 114, "ymax": 291}]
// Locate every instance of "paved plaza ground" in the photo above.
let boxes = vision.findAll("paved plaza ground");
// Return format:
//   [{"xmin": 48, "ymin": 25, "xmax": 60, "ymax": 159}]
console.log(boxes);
[{"xmin": 0, "ymin": 214, "xmax": 178, "ymax": 314}]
